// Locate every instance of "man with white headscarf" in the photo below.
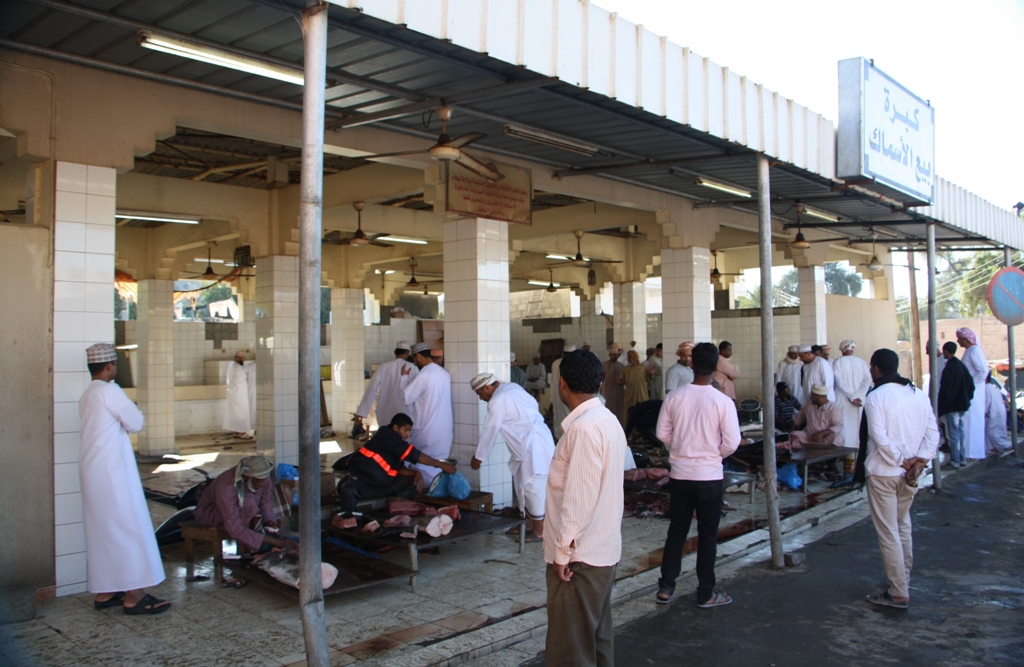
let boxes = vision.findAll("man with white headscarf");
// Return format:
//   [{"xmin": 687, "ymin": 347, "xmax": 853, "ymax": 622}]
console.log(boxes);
[
  {"xmin": 601, "ymin": 343, "xmax": 626, "ymax": 425},
  {"xmin": 80, "ymin": 343, "xmax": 169, "ymax": 614},
  {"xmin": 354, "ymin": 340, "xmax": 418, "ymax": 434},
  {"xmin": 799, "ymin": 344, "xmax": 835, "ymax": 403},
  {"xmin": 832, "ymin": 340, "xmax": 872, "ymax": 459},
  {"xmin": 776, "ymin": 345, "xmax": 803, "ymax": 401},
  {"xmin": 471, "ymin": 373, "xmax": 556, "ymax": 541},
  {"xmin": 224, "ymin": 350, "xmax": 254, "ymax": 437},
  {"xmin": 510, "ymin": 352, "xmax": 527, "ymax": 388},
  {"xmin": 550, "ymin": 346, "xmax": 576, "ymax": 438},
  {"xmin": 401, "ymin": 342, "xmax": 454, "ymax": 486},
  {"xmin": 957, "ymin": 327, "xmax": 989, "ymax": 459},
  {"xmin": 525, "ymin": 353, "xmax": 548, "ymax": 402},
  {"xmin": 195, "ymin": 455, "xmax": 296, "ymax": 558}
]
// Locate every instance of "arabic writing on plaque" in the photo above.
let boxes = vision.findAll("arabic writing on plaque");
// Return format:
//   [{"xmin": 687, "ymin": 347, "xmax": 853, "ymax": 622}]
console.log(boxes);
[
  {"xmin": 446, "ymin": 161, "xmax": 532, "ymax": 225},
  {"xmin": 861, "ymin": 61, "xmax": 935, "ymax": 202}
]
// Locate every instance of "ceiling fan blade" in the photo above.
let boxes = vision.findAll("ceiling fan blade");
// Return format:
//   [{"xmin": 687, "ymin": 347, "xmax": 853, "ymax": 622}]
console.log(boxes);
[
  {"xmin": 369, "ymin": 240, "xmax": 393, "ymax": 247},
  {"xmin": 587, "ymin": 259, "xmax": 623, "ymax": 264},
  {"xmin": 455, "ymin": 153, "xmax": 504, "ymax": 181},
  {"xmin": 546, "ymin": 261, "xmax": 572, "ymax": 268},
  {"xmin": 443, "ymin": 132, "xmax": 487, "ymax": 149},
  {"xmin": 356, "ymin": 149, "xmax": 431, "ymax": 159}
]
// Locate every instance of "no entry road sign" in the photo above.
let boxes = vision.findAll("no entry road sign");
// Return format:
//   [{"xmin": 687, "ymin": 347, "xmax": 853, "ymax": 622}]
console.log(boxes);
[{"xmin": 987, "ymin": 267, "xmax": 1024, "ymax": 327}]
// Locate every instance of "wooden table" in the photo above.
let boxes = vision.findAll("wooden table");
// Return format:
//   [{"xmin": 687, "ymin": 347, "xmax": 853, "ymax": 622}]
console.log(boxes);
[
  {"xmin": 788, "ymin": 446, "xmax": 859, "ymax": 492},
  {"xmin": 323, "ymin": 509, "xmax": 525, "ymax": 592}
]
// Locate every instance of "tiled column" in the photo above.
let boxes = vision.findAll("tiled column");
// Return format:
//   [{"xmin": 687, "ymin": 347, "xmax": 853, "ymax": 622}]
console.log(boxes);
[
  {"xmin": 444, "ymin": 218, "xmax": 513, "ymax": 508},
  {"xmin": 613, "ymin": 281, "xmax": 647, "ymax": 352},
  {"xmin": 661, "ymin": 246, "xmax": 712, "ymax": 345},
  {"xmin": 52, "ymin": 162, "xmax": 116, "ymax": 596},
  {"xmin": 798, "ymin": 266, "xmax": 827, "ymax": 344},
  {"xmin": 255, "ymin": 256, "xmax": 299, "ymax": 465},
  {"xmin": 330, "ymin": 288, "xmax": 365, "ymax": 435},
  {"xmin": 135, "ymin": 280, "xmax": 175, "ymax": 455}
]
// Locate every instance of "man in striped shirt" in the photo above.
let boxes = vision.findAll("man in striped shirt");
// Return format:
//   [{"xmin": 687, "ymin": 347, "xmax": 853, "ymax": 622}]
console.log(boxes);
[{"xmin": 545, "ymin": 349, "xmax": 627, "ymax": 667}]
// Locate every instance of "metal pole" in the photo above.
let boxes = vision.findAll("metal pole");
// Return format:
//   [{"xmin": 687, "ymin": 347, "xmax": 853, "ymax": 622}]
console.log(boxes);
[
  {"xmin": 926, "ymin": 223, "xmax": 941, "ymax": 489},
  {"xmin": 1005, "ymin": 247, "xmax": 1019, "ymax": 457},
  {"xmin": 907, "ymin": 251, "xmax": 923, "ymax": 387},
  {"xmin": 757, "ymin": 154, "xmax": 784, "ymax": 568},
  {"xmin": 297, "ymin": 2, "xmax": 330, "ymax": 665}
]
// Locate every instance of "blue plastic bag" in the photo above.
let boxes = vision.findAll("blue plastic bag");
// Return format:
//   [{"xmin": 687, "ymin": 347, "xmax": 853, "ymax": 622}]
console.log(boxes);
[
  {"xmin": 427, "ymin": 470, "xmax": 471, "ymax": 500},
  {"xmin": 427, "ymin": 471, "xmax": 450, "ymax": 497},
  {"xmin": 778, "ymin": 462, "xmax": 802, "ymax": 490},
  {"xmin": 276, "ymin": 463, "xmax": 299, "ymax": 481}
]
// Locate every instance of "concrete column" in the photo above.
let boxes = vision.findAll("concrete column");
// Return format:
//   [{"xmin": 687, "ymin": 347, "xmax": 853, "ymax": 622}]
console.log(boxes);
[
  {"xmin": 52, "ymin": 161, "xmax": 116, "ymax": 596},
  {"xmin": 798, "ymin": 265, "xmax": 827, "ymax": 344},
  {"xmin": 135, "ymin": 279, "xmax": 175, "ymax": 455},
  {"xmin": 444, "ymin": 218, "xmax": 513, "ymax": 508},
  {"xmin": 330, "ymin": 287, "xmax": 365, "ymax": 435},
  {"xmin": 613, "ymin": 281, "xmax": 647, "ymax": 352},
  {"xmin": 662, "ymin": 246, "xmax": 712, "ymax": 345},
  {"xmin": 255, "ymin": 255, "xmax": 299, "ymax": 465}
]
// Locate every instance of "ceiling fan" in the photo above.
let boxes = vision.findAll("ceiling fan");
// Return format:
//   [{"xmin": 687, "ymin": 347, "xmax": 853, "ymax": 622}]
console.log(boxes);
[
  {"xmin": 857, "ymin": 235, "xmax": 885, "ymax": 271},
  {"xmin": 542, "ymin": 268, "xmax": 580, "ymax": 293},
  {"xmin": 182, "ymin": 242, "xmax": 253, "ymax": 280},
  {"xmin": 547, "ymin": 230, "xmax": 625, "ymax": 269},
  {"xmin": 790, "ymin": 206, "xmax": 811, "ymax": 249},
  {"xmin": 710, "ymin": 250, "xmax": 742, "ymax": 285},
  {"xmin": 403, "ymin": 257, "xmax": 443, "ymax": 288},
  {"xmin": 322, "ymin": 201, "xmax": 392, "ymax": 247},
  {"xmin": 355, "ymin": 106, "xmax": 504, "ymax": 181}
]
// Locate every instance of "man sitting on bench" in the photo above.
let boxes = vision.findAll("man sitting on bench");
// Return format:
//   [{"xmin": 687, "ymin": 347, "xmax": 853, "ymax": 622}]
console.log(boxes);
[
  {"xmin": 336, "ymin": 413, "xmax": 456, "ymax": 511},
  {"xmin": 788, "ymin": 384, "xmax": 845, "ymax": 451}
]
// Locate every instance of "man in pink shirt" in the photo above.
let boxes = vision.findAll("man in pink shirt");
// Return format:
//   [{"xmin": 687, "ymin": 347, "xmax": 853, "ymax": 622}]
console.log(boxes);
[
  {"xmin": 655, "ymin": 342, "xmax": 741, "ymax": 608},
  {"xmin": 545, "ymin": 349, "xmax": 626, "ymax": 666}
]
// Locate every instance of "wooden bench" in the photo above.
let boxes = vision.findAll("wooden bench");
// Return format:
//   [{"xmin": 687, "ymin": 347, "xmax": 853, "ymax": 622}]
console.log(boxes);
[
  {"xmin": 180, "ymin": 520, "xmax": 229, "ymax": 582},
  {"xmin": 417, "ymin": 490, "xmax": 494, "ymax": 514}
]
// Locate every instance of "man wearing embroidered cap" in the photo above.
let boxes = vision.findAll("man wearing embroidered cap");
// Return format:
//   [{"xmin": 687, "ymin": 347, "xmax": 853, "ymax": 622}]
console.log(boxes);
[
  {"xmin": 788, "ymin": 384, "xmax": 845, "ymax": 450},
  {"xmin": 775, "ymin": 345, "xmax": 803, "ymax": 402},
  {"xmin": 336, "ymin": 413, "xmax": 456, "ymax": 510},
  {"xmin": 401, "ymin": 342, "xmax": 454, "ymax": 486},
  {"xmin": 195, "ymin": 455, "xmax": 298, "ymax": 562},
  {"xmin": 354, "ymin": 340, "xmax": 418, "ymax": 435},
  {"xmin": 470, "ymin": 373, "xmax": 556, "ymax": 542},
  {"xmin": 833, "ymin": 340, "xmax": 872, "ymax": 464},
  {"xmin": 79, "ymin": 343, "xmax": 170, "ymax": 614},
  {"xmin": 798, "ymin": 344, "xmax": 834, "ymax": 405},
  {"xmin": 957, "ymin": 327, "xmax": 989, "ymax": 459}
]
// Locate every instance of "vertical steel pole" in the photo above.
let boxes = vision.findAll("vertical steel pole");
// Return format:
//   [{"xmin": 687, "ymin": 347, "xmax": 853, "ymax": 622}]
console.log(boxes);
[
  {"xmin": 1005, "ymin": 247, "xmax": 1019, "ymax": 457},
  {"xmin": 298, "ymin": 2, "xmax": 330, "ymax": 665},
  {"xmin": 907, "ymin": 251, "xmax": 923, "ymax": 387},
  {"xmin": 926, "ymin": 223, "xmax": 941, "ymax": 489},
  {"xmin": 757, "ymin": 154, "xmax": 784, "ymax": 568}
]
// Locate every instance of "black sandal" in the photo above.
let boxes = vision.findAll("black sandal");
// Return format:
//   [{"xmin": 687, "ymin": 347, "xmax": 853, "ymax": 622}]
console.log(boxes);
[
  {"xmin": 93, "ymin": 592, "xmax": 125, "ymax": 610},
  {"xmin": 123, "ymin": 593, "xmax": 171, "ymax": 615},
  {"xmin": 656, "ymin": 580, "xmax": 675, "ymax": 604}
]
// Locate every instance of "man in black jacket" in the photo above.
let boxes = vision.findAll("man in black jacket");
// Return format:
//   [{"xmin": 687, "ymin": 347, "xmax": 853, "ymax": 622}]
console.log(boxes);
[{"xmin": 938, "ymin": 341, "xmax": 974, "ymax": 468}]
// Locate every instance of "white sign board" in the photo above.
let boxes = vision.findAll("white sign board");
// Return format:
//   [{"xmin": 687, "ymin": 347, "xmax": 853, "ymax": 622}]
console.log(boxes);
[{"xmin": 838, "ymin": 58, "xmax": 935, "ymax": 203}]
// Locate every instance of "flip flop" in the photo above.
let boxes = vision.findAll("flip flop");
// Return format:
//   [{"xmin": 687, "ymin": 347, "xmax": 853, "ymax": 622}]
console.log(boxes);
[
  {"xmin": 655, "ymin": 581, "xmax": 675, "ymax": 605},
  {"xmin": 123, "ymin": 593, "xmax": 172, "ymax": 615},
  {"xmin": 93, "ymin": 592, "xmax": 125, "ymax": 610},
  {"xmin": 866, "ymin": 591, "xmax": 908, "ymax": 609},
  {"xmin": 523, "ymin": 534, "xmax": 543, "ymax": 543},
  {"xmin": 221, "ymin": 578, "xmax": 247, "ymax": 589},
  {"xmin": 697, "ymin": 591, "xmax": 732, "ymax": 608}
]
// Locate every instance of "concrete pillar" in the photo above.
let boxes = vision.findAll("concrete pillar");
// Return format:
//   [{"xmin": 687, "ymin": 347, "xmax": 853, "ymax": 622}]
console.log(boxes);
[
  {"xmin": 255, "ymin": 255, "xmax": 299, "ymax": 465},
  {"xmin": 662, "ymin": 246, "xmax": 712, "ymax": 345},
  {"xmin": 444, "ymin": 218, "xmax": 513, "ymax": 508},
  {"xmin": 52, "ymin": 161, "xmax": 116, "ymax": 596},
  {"xmin": 330, "ymin": 287, "xmax": 365, "ymax": 436},
  {"xmin": 613, "ymin": 281, "xmax": 647, "ymax": 352},
  {"xmin": 798, "ymin": 265, "xmax": 827, "ymax": 344},
  {"xmin": 135, "ymin": 279, "xmax": 175, "ymax": 455}
]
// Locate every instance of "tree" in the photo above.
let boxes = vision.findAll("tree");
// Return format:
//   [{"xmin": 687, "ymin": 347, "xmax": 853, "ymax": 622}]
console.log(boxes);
[
  {"xmin": 824, "ymin": 262, "xmax": 863, "ymax": 296},
  {"xmin": 321, "ymin": 287, "xmax": 331, "ymax": 325}
]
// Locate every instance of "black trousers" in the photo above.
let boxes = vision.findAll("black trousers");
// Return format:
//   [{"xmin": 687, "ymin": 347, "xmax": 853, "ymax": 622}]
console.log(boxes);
[
  {"xmin": 659, "ymin": 478, "xmax": 724, "ymax": 603},
  {"xmin": 336, "ymin": 473, "xmax": 416, "ymax": 511}
]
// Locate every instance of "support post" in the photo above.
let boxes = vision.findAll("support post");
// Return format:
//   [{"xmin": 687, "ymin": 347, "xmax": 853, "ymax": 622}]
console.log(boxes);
[
  {"xmin": 757, "ymin": 154, "xmax": 784, "ymax": 568},
  {"xmin": 1006, "ymin": 247, "xmax": 1019, "ymax": 457},
  {"xmin": 297, "ymin": 2, "xmax": 330, "ymax": 665},
  {"xmin": 926, "ymin": 223, "xmax": 941, "ymax": 489},
  {"xmin": 907, "ymin": 252, "xmax": 923, "ymax": 387}
]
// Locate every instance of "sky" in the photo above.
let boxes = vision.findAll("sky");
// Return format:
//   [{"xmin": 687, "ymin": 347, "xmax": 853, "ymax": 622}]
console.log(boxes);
[{"xmin": 592, "ymin": 0, "xmax": 1024, "ymax": 213}]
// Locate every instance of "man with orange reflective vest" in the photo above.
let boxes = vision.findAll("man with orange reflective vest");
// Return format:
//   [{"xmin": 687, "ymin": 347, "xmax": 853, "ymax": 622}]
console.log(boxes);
[{"xmin": 335, "ymin": 413, "xmax": 456, "ymax": 510}]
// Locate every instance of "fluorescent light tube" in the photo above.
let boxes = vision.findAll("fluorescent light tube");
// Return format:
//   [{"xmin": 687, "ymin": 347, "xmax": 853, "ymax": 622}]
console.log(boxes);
[
  {"xmin": 376, "ymin": 236, "xmax": 428, "ymax": 245},
  {"xmin": 693, "ymin": 177, "xmax": 752, "ymax": 198},
  {"xmin": 502, "ymin": 124, "xmax": 604, "ymax": 157},
  {"xmin": 116, "ymin": 210, "xmax": 201, "ymax": 224},
  {"xmin": 138, "ymin": 30, "xmax": 304, "ymax": 86},
  {"xmin": 801, "ymin": 206, "xmax": 840, "ymax": 222},
  {"xmin": 528, "ymin": 280, "xmax": 560, "ymax": 287}
]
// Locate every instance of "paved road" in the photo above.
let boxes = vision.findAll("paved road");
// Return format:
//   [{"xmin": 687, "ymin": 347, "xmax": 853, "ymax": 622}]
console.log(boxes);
[{"xmin": 614, "ymin": 460, "xmax": 1024, "ymax": 667}]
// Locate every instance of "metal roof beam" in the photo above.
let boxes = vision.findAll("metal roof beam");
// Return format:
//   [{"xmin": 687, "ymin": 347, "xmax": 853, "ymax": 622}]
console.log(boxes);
[
  {"xmin": 328, "ymin": 77, "xmax": 556, "ymax": 129},
  {"xmin": 552, "ymin": 153, "xmax": 750, "ymax": 178},
  {"xmin": 782, "ymin": 220, "xmax": 927, "ymax": 229}
]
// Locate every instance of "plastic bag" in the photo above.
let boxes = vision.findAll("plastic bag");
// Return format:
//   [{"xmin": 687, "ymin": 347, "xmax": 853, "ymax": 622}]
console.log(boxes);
[
  {"xmin": 427, "ymin": 470, "xmax": 471, "ymax": 500},
  {"xmin": 777, "ymin": 462, "xmax": 802, "ymax": 490},
  {"xmin": 427, "ymin": 471, "xmax": 450, "ymax": 497},
  {"xmin": 276, "ymin": 463, "xmax": 299, "ymax": 481}
]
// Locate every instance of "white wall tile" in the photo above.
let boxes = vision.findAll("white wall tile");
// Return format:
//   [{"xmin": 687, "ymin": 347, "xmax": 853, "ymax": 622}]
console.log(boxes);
[
  {"xmin": 54, "ymin": 493, "xmax": 83, "ymax": 526},
  {"xmin": 54, "ymin": 221, "xmax": 86, "ymax": 252},
  {"xmin": 86, "ymin": 165, "xmax": 116, "ymax": 197},
  {"xmin": 55, "ymin": 191, "xmax": 88, "ymax": 223},
  {"xmin": 55, "ymin": 522, "xmax": 86, "ymax": 556},
  {"xmin": 56, "ymin": 162, "xmax": 88, "ymax": 194},
  {"xmin": 55, "ymin": 553, "xmax": 87, "ymax": 587}
]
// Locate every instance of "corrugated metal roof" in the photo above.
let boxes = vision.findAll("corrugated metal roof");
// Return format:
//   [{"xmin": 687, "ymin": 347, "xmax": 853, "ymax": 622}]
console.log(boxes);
[{"xmin": 0, "ymin": 0, "xmax": 1011, "ymax": 249}]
